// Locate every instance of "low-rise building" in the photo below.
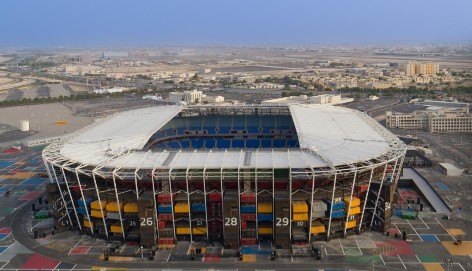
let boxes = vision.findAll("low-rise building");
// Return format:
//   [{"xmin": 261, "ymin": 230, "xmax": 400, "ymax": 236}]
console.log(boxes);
[
  {"xmin": 169, "ymin": 90, "xmax": 203, "ymax": 104},
  {"xmin": 438, "ymin": 163, "xmax": 463, "ymax": 176},
  {"xmin": 386, "ymin": 107, "xmax": 472, "ymax": 133},
  {"xmin": 262, "ymin": 94, "xmax": 353, "ymax": 106}
]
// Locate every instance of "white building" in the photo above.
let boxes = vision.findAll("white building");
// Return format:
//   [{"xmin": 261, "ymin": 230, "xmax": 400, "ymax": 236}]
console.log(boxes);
[
  {"xmin": 168, "ymin": 92, "xmax": 184, "ymax": 103},
  {"xmin": 202, "ymin": 95, "xmax": 225, "ymax": 103},
  {"xmin": 183, "ymin": 90, "xmax": 203, "ymax": 104},
  {"xmin": 169, "ymin": 90, "xmax": 203, "ymax": 104},
  {"xmin": 438, "ymin": 163, "xmax": 463, "ymax": 176},
  {"xmin": 262, "ymin": 94, "xmax": 353, "ymax": 106}
]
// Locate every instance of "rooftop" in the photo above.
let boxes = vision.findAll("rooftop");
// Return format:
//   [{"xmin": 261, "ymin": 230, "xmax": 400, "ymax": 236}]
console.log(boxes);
[{"xmin": 44, "ymin": 104, "xmax": 405, "ymax": 171}]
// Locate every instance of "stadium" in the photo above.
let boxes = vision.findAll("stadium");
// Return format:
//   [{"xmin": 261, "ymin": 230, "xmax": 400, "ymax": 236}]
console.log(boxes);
[{"xmin": 42, "ymin": 104, "xmax": 406, "ymax": 249}]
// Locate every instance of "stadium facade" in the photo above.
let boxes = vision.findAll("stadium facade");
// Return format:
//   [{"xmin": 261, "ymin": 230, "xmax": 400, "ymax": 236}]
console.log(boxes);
[{"xmin": 43, "ymin": 104, "xmax": 406, "ymax": 248}]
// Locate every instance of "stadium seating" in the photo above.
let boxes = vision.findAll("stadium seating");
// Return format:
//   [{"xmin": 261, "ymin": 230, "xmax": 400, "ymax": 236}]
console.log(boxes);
[{"xmin": 146, "ymin": 114, "xmax": 300, "ymax": 150}]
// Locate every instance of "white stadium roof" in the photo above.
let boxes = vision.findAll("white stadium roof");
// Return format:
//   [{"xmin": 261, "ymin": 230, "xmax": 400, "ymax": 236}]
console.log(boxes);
[{"xmin": 45, "ymin": 104, "xmax": 405, "ymax": 171}]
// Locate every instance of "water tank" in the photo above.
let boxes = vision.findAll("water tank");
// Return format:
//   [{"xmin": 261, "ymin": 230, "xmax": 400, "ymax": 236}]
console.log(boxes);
[{"xmin": 20, "ymin": 120, "xmax": 30, "ymax": 132}]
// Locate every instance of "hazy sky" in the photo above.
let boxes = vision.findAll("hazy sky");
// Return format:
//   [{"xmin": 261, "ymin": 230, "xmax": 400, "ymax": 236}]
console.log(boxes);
[{"xmin": 1, "ymin": 0, "xmax": 471, "ymax": 47}]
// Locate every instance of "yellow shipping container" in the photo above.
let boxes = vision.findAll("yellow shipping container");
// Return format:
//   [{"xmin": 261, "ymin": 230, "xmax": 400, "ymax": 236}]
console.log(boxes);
[
  {"xmin": 176, "ymin": 227, "xmax": 191, "ymax": 235},
  {"xmin": 106, "ymin": 202, "xmax": 123, "ymax": 212},
  {"xmin": 192, "ymin": 227, "xmax": 207, "ymax": 235},
  {"xmin": 174, "ymin": 202, "xmax": 190, "ymax": 213},
  {"xmin": 346, "ymin": 206, "xmax": 361, "ymax": 215},
  {"xmin": 91, "ymin": 200, "xmax": 107, "ymax": 210},
  {"xmin": 257, "ymin": 202, "xmax": 272, "ymax": 213},
  {"xmin": 343, "ymin": 197, "xmax": 361, "ymax": 207},
  {"xmin": 83, "ymin": 220, "xmax": 93, "ymax": 228},
  {"xmin": 292, "ymin": 213, "xmax": 309, "ymax": 221},
  {"xmin": 91, "ymin": 209, "xmax": 106, "ymax": 218},
  {"xmin": 110, "ymin": 224, "xmax": 124, "ymax": 233},
  {"xmin": 345, "ymin": 220, "xmax": 357, "ymax": 229},
  {"xmin": 258, "ymin": 227, "xmax": 273, "ymax": 235},
  {"xmin": 292, "ymin": 201, "xmax": 308, "ymax": 213},
  {"xmin": 124, "ymin": 202, "xmax": 138, "ymax": 213},
  {"xmin": 311, "ymin": 225, "xmax": 326, "ymax": 234}
]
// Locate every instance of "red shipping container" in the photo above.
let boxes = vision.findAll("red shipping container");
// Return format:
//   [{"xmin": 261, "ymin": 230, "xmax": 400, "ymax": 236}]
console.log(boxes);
[
  {"xmin": 159, "ymin": 238, "xmax": 175, "ymax": 245},
  {"xmin": 158, "ymin": 221, "xmax": 166, "ymax": 229},
  {"xmin": 241, "ymin": 238, "xmax": 257, "ymax": 246},
  {"xmin": 241, "ymin": 193, "xmax": 256, "ymax": 203},
  {"xmin": 157, "ymin": 194, "xmax": 173, "ymax": 203},
  {"xmin": 208, "ymin": 193, "xmax": 222, "ymax": 202},
  {"xmin": 158, "ymin": 214, "xmax": 173, "ymax": 221},
  {"xmin": 241, "ymin": 213, "xmax": 256, "ymax": 221}
]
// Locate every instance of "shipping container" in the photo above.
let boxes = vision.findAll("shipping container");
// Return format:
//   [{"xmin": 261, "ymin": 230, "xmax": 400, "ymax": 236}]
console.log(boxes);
[
  {"xmin": 174, "ymin": 202, "xmax": 190, "ymax": 213},
  {"xmin": 292, "ymin": 213, "xmax": 309, "ymax": 221},
  {"xmin": 241, "ymin": 213, "xmax": 256, "ymax": 221},
  {"xmin": 176, "ymin": 227, "xmax": 191, "ymax": 235},
  {"xmin": 345, "ymin": 206, "xmax": 361, "ymax": 215},
  {"xmin": 258, "ymin": 227, "xmax": 273, "ymax": 235},
  {"xmin": 345, "ymin": 220, "xmax": 357, "ymax": 229},
  {"xmin": 292, "ymin": 201, "xmax": 308, "ymax": 213},
  {"xmin": 124, "ymin": 202, "xmax": 138, "ymax": 213},
  {"xmin": 208, "ymin": 193, "xmax": 222, "ymax": 202},
  {"xmin": 91, "ymin": 200, "xmax": 107, "ymax": 210},
  {"xmin": 91, "ymin": 209, "xmax": 106, "ymax": 218},
  {"xmin": 192, "ymin": 227, "xmax": 207, "ymax": 235},
  {"xmin": 158, "ymin": 213, "xmax": 173, "ymax": 221},
  {"xmin": 83, "ymin": 220, "xmax": 93, "ymax": 228},
  {"xmin": 157, "ymin": 194, "xmax": 173, "ymax": 203},
  {"xmin": 241, "ymin": 193, "xmax": 256, "ymax": 203},
  {"xmin": 257, "ymin": 201, "xmax": 272, "ymax": 213},
  {"xmin": 241, "ymin": 205, "xmax": 256, "ymax": 213},
  {"xmin": 110, "ymin": 224, "xmax": 124, "ymax": 234},
  {"xmin": 343, "ymin": 197, "xmax": 361, "ymax": 207}
]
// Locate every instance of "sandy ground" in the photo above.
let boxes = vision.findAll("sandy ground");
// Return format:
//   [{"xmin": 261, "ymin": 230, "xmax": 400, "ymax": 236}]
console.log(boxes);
[
  {"xmin": 0, "ymin": 103, "xmax": 94, "ymax": 141},
  {"xmin": 0, "ymin": 78, "xmax": 36, "ymax": 91}
]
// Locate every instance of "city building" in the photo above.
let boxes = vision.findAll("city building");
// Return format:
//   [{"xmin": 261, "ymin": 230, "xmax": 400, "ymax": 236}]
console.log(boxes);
[
  {"xmin": 399, "ymin": 61, "xmax": 439, "ymax": 76},
  {"xmin": 386, "ymin": 107, "xmax": 472, "ymax": 132},
  {"xmin": 42, "ymin": 104, "xmax": 406, "ymax": 248}
]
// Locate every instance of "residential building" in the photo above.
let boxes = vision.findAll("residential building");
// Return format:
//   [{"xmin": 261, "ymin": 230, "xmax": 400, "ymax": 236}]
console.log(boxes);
[{"xmin": 399, "ymin": 61, "xmax": 439, "ymax": 75}]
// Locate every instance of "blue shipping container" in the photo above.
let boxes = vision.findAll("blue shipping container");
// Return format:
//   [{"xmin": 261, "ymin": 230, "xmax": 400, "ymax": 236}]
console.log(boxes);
[{"xmin": 241, "ymin": 205, "xmax": 256, "ymax": 213}]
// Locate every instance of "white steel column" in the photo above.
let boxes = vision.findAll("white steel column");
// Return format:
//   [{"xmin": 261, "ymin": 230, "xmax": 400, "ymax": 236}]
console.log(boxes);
[
  {"xmin": 92, "ymin": 171, "xmax": 109, "ymax": 238},
  {"xmin": 46, "ymin": 161, "xmax": 73, "ymax": 228},
  {"xmin": 358, "ymin": 168, "xmax": 375, "ymax": 232},
  {"xmin": 326, "ymin": 173, "xmax": 337, "ymax": 240},
  {"xmin": 112, "ymin": 171, "xmax": 126, "ymax": 240},
  {"xmin": 344, "ymin": 170, "xmax": 358, "ymax": 236},
  {"xmin": 74, "ymin": 167, "xmax": 94, "ymax": 234},
  {"xmin": 60, "ymin": 166, "xmax": 82, "ymax": 231},
  {"xmin": 168, "ymin": 169, "xmax": 176, "ymax": 240},
  {"xmin": 308, "ymin": 171, "xmax": 315, "ymax": 242},
  {"xmin": 151, "ymin": 168, "xmax": 159, "ymax": 241},
  {"xmin": 369, "ymin": 163, "xmax": 389, "ymax": 228},
  {"xmin": 394, "ymin": 156, "xmax": 405, "ymax": 185},
  {"xmin": 186, "ymin": 150, "xmax": 196, "ymax": 243}
]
